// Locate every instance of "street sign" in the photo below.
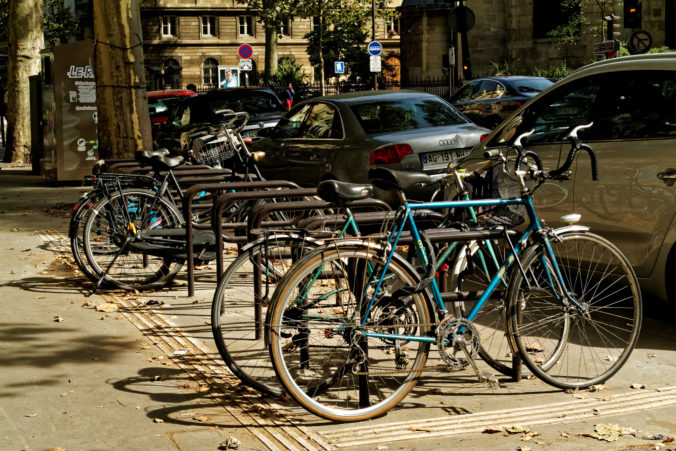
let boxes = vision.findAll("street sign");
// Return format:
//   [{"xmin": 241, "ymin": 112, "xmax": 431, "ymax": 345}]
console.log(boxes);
[
  {"xmin": 369, "ymin": 55, "xmax": 381, "ymax": 72},
  {"xmin": 628, "ymin": 30, "xmax": 652, "ymax": 54},
  {"xmin": 592, "ymin": 40, "xmax": 619, "ymax": 54},
  {"xmin": 239, "ymin": 58, "xmax": 252, "ymax": 71},
  {"xmin": 448, "ymin": 5, "xmax": 475, "ymax": 33},
  {"xmin": 238, "ymin": 44, "xmax": 253, "ymax": 59},
  {"xmin": 334, "ymin": 61, "xmax": 345, "ymax": 74},
  {"xmin": 367, "ymin": 41, "xmax": 382, "ymax": 56}
]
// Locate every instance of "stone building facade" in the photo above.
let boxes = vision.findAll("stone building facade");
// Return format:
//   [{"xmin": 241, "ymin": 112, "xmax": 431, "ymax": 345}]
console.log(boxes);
[
  {"xmin": 139, "ymin": 0, "xmax": 403, "ymax": 91},
  {"xmin": 399, "ymin": 0, "xmax": 673, "ymax": 83}
]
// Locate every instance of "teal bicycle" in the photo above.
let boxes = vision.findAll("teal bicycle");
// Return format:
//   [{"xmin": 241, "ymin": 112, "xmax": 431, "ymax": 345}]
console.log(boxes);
[{"xmin": 266, "ymin": 126, "xmax": 642, "ymax": 421}]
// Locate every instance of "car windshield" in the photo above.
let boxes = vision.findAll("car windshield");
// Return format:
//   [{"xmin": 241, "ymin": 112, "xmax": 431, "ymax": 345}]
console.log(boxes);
[
  {"xmin": 209, "ymin": 92, "xmax": 283, "ymax": 115},
  {"xmin": 514, "ymin": 78, "xmax": 553, "ymax": 94},
  {"xmin": 350, "ymin": 98, "xmax": 466, "ymax": 134}
]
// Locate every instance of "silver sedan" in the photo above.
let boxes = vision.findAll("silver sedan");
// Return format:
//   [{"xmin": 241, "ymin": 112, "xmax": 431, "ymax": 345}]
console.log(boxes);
[{"xmin": 254, "ymin": 90, "xmax": 489, "ymax": 199}]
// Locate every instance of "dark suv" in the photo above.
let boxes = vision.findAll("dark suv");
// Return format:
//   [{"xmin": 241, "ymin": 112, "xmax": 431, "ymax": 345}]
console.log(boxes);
[{"xmin": 156, "ymin": 88, "xmax": 285, "ymax": 153}]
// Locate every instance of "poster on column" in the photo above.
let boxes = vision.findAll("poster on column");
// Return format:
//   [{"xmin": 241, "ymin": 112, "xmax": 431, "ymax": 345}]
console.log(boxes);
[{"xmin": 46, "ymin": 40, "xmax": 98, "ymax": 181}]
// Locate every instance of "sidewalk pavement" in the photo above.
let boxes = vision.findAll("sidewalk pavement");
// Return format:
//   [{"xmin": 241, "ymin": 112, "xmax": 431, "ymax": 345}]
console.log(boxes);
[
  {"xmin": 1, "ymin": 165, "xmax": 675, "ymax": 451},
  {"xmin": 0, "ymin": 167, "xmax": 265, "ymax": 451}
]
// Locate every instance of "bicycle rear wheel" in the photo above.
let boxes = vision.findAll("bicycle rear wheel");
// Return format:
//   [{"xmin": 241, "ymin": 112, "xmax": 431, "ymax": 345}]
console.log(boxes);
[
  {"xmin": 268, "ymin": 242, "xmax": 431, "ymax": 422},
  {"xmin": 83, "ymin": 189, "xmax": 184, "ymax": 291},
  {"xmin": 211, "ymin": 234, "xmax": 318, "ymax": 397},
  {"xmin": 507, "ymin": 231, "xmax": 642, "ymax": 389},
  {"xmin": 70, "ymin": 192, "xmax": 107, "ymax": 284}
]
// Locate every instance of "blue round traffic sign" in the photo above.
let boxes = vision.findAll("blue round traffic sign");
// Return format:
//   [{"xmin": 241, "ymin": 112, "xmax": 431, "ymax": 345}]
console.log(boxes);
[
  {"xmin": 238, "ymin": 44, "xmax": 253, "ymax": 59},
  {"xmin": 367, "ymin": 41, "xmax": 382, "ymax": 56}
]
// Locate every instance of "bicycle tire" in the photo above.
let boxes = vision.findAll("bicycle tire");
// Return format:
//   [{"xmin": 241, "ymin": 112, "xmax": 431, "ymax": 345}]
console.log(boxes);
[
  {"xmin": 268, "ymin": 242, "xmax": 431, "ymax": 422},
  {"xmin": 211, "ymin": 234, "xmax": 320, "ymax": 397},
  {"xmin": 83, "ymin": 188, "xmax": 184, "ymax": 291},
  {"xmin": 507, "ymin": 231, "xmax": 642, "ymax": 389},
  {"xmin": 449, "ymin": 240, "xmax": 521, "ymax": 377},
  {"xmin": 70, "ymin": 192, "xmax": 108, "ymax": 284}
]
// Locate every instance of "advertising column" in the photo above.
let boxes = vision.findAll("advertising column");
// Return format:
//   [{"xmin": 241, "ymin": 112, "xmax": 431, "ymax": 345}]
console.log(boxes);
[{"xmin": 46, "ymin": 40, "xmax": 98, "ymax": 181}]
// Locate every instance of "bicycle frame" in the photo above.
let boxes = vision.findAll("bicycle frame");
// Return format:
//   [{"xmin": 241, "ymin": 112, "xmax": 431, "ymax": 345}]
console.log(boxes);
[{"xmin": 361, "ymin": 192, "xmax": 583, "ymax": 345}]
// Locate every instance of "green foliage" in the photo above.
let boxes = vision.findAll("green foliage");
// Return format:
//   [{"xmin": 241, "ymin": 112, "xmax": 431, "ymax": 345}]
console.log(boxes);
[
  {"xmin": 270, "ymin": 57, "xmax": 308, "ymax": 85},
  {"xmin": 304, "ymin": 18, "xmax": 370, "ymax": 82},
  {"xmin": 44, "ymin": 0, "xmax": 82, "ymax": 46},
  {"xmin": 489, "ymin": 59, "xmax": 574, "ymax": 79}
]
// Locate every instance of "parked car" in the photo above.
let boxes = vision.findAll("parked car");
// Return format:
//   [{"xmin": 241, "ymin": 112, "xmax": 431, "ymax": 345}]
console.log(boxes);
[
  {"xmin": 253, "ymin": 90, "xmax": 490, "ymax": 199},
  {"xmin": 155, "ymin": 88, "xmax": 286, "ymax": 153},
  {"xmin": 459, "ymin": 53, "xmax": 676, "ymax": 301},
  {"xmin": 148, "ymin": 88, "xmax": 196, "ymax": 125},
  {"xmin": 449, "ymin": 76, "xmax": 553, "ymax": 129}
]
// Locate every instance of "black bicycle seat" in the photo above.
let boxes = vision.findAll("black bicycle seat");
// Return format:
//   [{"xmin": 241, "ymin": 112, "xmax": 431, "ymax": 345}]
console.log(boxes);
[
  {"xmin": 136, "ymin": 151, "xmax": 184, "ymax": 170},
  {"xmin": 316, "ymin": 180, "xmax": 373, "ymax": 203},
  {"xmin": 368, "ymin": 168, "xmax": 433, "ymax": 192}
]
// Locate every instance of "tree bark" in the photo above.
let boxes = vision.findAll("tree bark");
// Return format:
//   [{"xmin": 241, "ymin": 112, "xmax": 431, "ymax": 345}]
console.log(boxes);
[
  {"xmin": 318, "ymin": 4, "xmax": 325, "ymax": 96},
  {"xmin": 92, "ymin": 0, "xmax": 151, "ymax": 159},
  {"xmin": 264, "ymin": 25, "xmax": 279, "ymax": 84},
  {"xmin": 5, "ymin": 0, "xmax": 43, "ymax": 164}
]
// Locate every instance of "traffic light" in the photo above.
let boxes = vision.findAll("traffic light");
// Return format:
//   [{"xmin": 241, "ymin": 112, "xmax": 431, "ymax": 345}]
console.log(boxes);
[
  {"xmin": 604, "ymin": 14, "xmax": 621, "ymax": 41},
  {"xmin": 624, "ymin": 0, "xmax": 642, "ymax": 29}
]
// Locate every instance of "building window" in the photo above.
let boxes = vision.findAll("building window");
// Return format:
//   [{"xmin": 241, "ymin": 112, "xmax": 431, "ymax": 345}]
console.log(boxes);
[
  {"xmin": 201, "ymin": 16, "xmax": 216, "ymax": 37},
  {"xmin": 163, "ymin": 58, "xmax": 182, "ymax": 89},
  {"xmin": 386, "ymin": 17, "xmax": 399, "ymax": 36},
  {"xmin": 203, "ymin": 58, "xmax": 219, "ymax": 87},
  {"xmin": 312, "ymin": 16, "xmax": 320, "ymax": 31},
  {"xmin": 280, "ymin": 18, "xmax": 291, "ymax": 36},
  {"xmin": 239, "ymin": 16, "xmax": 253, "ymax": 36},
  {"xmin": 161, "ymin": 16, "xmax": 177, "ymax": 37},
  {"xmin": 532, "ymin": 0, "xmax": 579, "ymax": 39}
]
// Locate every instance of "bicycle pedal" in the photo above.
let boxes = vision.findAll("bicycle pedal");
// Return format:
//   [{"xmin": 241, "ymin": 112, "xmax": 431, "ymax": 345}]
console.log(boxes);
[{"xmin": 478, "ymin": 371, "xmax": 503, "ymax": 388}]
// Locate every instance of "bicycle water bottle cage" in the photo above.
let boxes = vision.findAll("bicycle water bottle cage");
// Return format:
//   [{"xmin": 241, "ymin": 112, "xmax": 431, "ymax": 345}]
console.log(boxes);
[{"xmin": 316, "ymin": 180, "xmax": 374, "ymax": 204}]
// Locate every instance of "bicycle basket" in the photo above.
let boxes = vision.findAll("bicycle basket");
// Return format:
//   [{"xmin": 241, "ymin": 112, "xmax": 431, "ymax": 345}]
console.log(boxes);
[
  {"xmin": 463, "ymin": 163, "xmax": 525, "ymax": 228},
  {"xmin": 193, "ymin": 134, "xmax": 236, "ymax": 167}
]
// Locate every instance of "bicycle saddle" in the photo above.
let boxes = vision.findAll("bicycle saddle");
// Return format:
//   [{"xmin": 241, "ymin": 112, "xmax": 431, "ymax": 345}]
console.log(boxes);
[
  {"xmin": 368, "ymin": 168, "xmax": 434, "ymax": 192},
  {"xmin": 136, "ymin": 151, "xmax": 184, "ymax": 169},
  {"xmin": 316, "ymin": 180, "xmax": 373, "ymax": 203}
]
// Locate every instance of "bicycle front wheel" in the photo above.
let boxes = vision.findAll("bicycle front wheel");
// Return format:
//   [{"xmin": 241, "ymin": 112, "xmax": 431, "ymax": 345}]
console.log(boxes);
[
  {"xmin": 83, "ymin": 189, "xmax": 184, "ymax": 291},
  {"xmin": 507, "ymin": 231, "xmax": 642, "ymax": 389},
  {"xmin": 212, "ymin": 234, "xmax": 319, "ymax": 397},
  {"xmin": 268, "ymin": 242, "xmax": 431, "ymax": 422}
]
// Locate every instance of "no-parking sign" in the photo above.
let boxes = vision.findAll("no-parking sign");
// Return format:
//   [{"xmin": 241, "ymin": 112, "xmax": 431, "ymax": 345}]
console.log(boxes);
[{"xmin": 238, "ymin": 44, "xmax": 253, "ymax": 59}]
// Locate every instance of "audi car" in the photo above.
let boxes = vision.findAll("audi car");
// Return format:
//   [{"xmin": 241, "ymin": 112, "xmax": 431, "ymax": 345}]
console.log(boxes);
[{"xmin": 254, "ymin": 90, "xmax": 489, "ymax": 199}]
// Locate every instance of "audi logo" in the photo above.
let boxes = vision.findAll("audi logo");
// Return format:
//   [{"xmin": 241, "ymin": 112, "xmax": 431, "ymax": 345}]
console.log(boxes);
[{"xmin": 439, "ymin": 137, "xmax": 457, "ymax": 146}]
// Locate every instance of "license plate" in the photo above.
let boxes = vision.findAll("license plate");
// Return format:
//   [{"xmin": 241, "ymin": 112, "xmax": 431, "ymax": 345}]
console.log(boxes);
[{"xmin": 421, "ymin": 148, "xmax": 470, "ymax": 169}]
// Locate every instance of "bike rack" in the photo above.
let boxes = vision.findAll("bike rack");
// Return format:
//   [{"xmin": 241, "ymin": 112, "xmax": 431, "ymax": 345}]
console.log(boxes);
[{"xmin": 183, "ymin": 180, "xmax": 302, "ymax": 296}]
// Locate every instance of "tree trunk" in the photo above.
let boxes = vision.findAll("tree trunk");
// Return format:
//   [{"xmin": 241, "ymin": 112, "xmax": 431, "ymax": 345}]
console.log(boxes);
[
  {"xmin": 5, "ymin": 0, "xmax": 43, "ymax": 164},
  {"xmin": 318, "ymin": 8, "xmax": 325, "ymax": 96},
  {"xmin": 264, "ymin": 25, "xmax": 279, "ymax": 84},
  {"xmin": 92, "ymin": 0, "xmax": 151, "ymax": 160}
]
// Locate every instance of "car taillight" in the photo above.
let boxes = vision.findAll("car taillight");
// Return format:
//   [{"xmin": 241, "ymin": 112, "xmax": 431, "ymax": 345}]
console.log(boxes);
[
  {"xmin": 514, "ymin": 100, "xmax": 523, "ymax": 107},
  {"xmin": 480, "ymin": 134, "xmax": 489, "ymax": 142},
  {"xmin": 370, "ymin": 144, "xmax": 413, "ymax": 164}
]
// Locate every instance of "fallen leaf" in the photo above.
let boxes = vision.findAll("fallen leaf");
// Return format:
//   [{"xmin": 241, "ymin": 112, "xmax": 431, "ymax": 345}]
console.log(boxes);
[
  {"xmin": 25, "ymin": 413, "xmax": 39, "ymax": 418},
  {"xmin": 630, "ymin": 383, "xmax": 647, "ymax": 389},
  {"xmin": 409, "ymin": 426, "xmax": 431, "ymax": 432},
  {"xmin": 588, "ymin": 423, "xmax": 636, "ymax": 442},
  {"xmin": 153, "ymin": 418, "xmax": 164, "ymax": 423},
  {"xmin": 218, "ymin": 437, "xmax": 240, "ymax": 450},
  {"xmin": 96, "ymin": 303, "xmax": 118, "ymax": 313},
  {"xmin": 53, "ymin": 316, "xmax": 64, "ymax": 322},
  {"xmin": 516, "ymin": 447, "xmax": 531, "ymax": 451},
  {"xmin": 647, "ymin": 353, "xmax": 656, "ymax": 358},
  {"xmin": 35, "ymin": 296, "xmax": 45, "ymax": 300},
  {"xmin": 589, "ymin": 384, "xmax": 607, "ymax": 392},
  {"xmin": 97, "ymin": 316, "xmax": 105, "ymax": 320},
  {"xmin": 82, "ymin": 301, "xmax": 94, "ymax": 307},
  {"xmin": 560, "ymin": 432, "xmax": 570, "ymax": 438},
  {"xmin": 193, "ymin": 415, "xmax": 212, "ymax": 422},
  {"xmin": 196, "ymin": 385, "xmax": 210, "ymax": 393},
  {"xmin": 49, "ymin": 448, "xmax": 66, "ymax": 451},
  {"xmin": 573, "ymin": 393, "xmax": 589, "ymax": 399},
  {"xmin": 483, "ymin": 427, "xmax": 503, "ymax": 434},
  {"xmin": 10, "ymin": 227, "xmax": 19, "ymax": 232},
  {"xmin": 506, "ymin": 426, "xmax": 529, "ymax": 434}
]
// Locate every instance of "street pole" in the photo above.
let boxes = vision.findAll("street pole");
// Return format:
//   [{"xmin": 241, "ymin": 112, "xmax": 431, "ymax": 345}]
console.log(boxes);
[{"xmin": 372, "ymin": 0, "xmax": 377, "ymax": 90}]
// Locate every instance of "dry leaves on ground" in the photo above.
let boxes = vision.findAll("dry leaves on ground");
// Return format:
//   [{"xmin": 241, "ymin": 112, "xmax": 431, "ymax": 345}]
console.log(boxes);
[{"xmin": 96, "ymin": 303, "xmax": 119, "ymax": 313}]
